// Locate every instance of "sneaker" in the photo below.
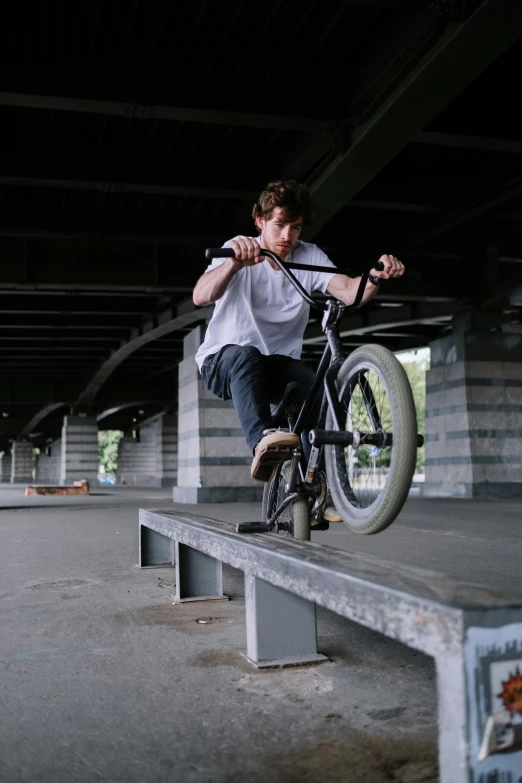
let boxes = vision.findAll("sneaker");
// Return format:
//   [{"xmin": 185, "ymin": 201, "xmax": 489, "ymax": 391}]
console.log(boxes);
[
  {"xmin": 251, "ymin": 429, "xmax": 300, "ymax": 482},
  {"xmin": 323, "ymin": 493, "xmax": 343, "ymax": 523}
]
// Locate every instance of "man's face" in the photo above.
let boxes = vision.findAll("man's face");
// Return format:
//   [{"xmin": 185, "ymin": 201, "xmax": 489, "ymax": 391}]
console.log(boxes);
[{"xmin": 256, "ymin": 206, "xmax": 303, "ymax": 259}]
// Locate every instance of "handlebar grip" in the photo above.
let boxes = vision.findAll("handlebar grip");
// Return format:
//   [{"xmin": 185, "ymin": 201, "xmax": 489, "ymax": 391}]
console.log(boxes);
[
  {"xmin": 371, "ymin": 260, "xmax": 421, "ymax": 281},
  {"xmin": 205, "ymin": 247, "xmax": 236, "ymax": 260}
]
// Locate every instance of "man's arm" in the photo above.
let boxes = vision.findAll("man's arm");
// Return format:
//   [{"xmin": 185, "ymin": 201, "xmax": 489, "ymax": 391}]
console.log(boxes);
[
  {"xmin": 193, "ymin": 258, "xmax": 241, "ymax": 306},
  {"xmin": 326, "ymin": 254, "xmax": 404, "ymax": 307},
  {"xmin": 192, "ymin": 237, "xmax": 264, "ymax": 306}
]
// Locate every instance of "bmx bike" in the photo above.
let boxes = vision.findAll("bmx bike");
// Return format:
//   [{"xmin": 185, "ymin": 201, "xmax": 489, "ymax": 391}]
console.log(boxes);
[{"xmin": 205, "ymin": 246, "xmax": 424, "ymax": 540}]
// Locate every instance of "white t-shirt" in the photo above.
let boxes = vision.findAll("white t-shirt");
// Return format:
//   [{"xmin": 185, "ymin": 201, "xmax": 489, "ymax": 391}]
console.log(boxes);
[{"xmin": 195, "ymin": 237, "xmax": 337, "ymax": 370}]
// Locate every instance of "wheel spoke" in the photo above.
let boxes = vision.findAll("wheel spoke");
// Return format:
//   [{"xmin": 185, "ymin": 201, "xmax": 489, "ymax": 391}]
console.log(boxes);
[{"xmin": 340, "ymin": 367, "xmax": 393, "ymax": 508}]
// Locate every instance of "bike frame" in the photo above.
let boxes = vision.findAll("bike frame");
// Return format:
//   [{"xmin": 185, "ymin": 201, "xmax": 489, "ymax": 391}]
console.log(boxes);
[{"xmin": 258, "ymin": 249, "xmax": 383, "ymax": 529}]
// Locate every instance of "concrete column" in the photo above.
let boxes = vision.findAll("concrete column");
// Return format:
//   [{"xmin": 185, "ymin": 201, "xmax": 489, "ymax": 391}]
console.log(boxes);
[
  {"xmin": 117, "ymin": 434, "xmax": 139, "ymax": 484},
  {"xmin": 11, "ymin": 441, "xmax": 33, "ymax": 484},
  {"xmin": 116, "ymin": 414, "xmax": 177, "ymax": 487},
  {"xmin": 423, "ymin": 330, "xmax": 522, "ymax": 498},
  {"xmin": 161, "ymin": 414, "xmax": 178, "ymax": 487},
  {"xmin": 120, "ymin": 419, "xmax": 160, "ymax": 486},
  {"xmin": 173, "ymin": 325, "xmax": 263, "ymax": 503},
  {"xmin": 35, "ymin": 439, "xmax": 62, "ymax": 484},
  {"xmin": 1, "ymin": 451, "xmax": 12, "ymax": 482},
  {"xmin": 60, "ymin": 416, "xmax": 98, "ymax": 485}
]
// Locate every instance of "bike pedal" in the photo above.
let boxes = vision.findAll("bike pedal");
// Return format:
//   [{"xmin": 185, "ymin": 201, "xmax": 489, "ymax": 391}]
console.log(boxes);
[
  {"xmin": 310, "ymin": 521, "xmax": 330, "ymax": 531},
  {"xmin": 236, "ymin": 522, "xmax": 270, "ymax": 534}
]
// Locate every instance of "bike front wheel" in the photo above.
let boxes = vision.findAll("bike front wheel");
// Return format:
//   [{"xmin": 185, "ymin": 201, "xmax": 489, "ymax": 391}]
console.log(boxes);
[
  {"xmin": 262, "ymin": 461, "xmax": 310, "ymax": 541},
  {"xmin": 325, "ymin": 344, "xmax": 418, "ymax": 535}
]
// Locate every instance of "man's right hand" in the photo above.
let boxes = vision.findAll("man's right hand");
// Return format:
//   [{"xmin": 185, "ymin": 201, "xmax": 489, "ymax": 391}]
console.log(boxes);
[
  {"xmin": 228, "ymin": 238, "xmax": 265, "ymax": 270},
  {"xmin": 193, "ymin": 237, "xmax": 264, "ymax": 306}
]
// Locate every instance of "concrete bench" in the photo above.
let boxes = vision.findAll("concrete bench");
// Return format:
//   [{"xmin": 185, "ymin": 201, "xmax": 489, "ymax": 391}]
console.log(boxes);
[{"xmin": 139, "ymin": 507, "xmax": 522, "ymax": 783}]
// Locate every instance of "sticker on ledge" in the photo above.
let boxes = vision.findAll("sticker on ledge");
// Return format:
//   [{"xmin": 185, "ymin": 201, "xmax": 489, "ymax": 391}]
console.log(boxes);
[
  {"xmin": 477, "ymin": 665, "xmax": 522, "ymax": 762},
  {"xmin": 466, "ymin": 623, "xmax": 522, "ymax": 775}
]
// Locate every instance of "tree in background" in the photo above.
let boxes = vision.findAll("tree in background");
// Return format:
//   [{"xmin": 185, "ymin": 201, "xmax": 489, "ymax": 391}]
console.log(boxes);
[
  {"xmin": 400, "ymin": 359, "xmax": 428, "ymax": 472},
  {"xmin": 98, "ymin": 430, "xmax": 124, "ymax": 474}
]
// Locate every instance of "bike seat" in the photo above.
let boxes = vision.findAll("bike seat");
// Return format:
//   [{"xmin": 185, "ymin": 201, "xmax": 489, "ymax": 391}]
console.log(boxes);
[{"xmin": 270, "ymin": 381, "xmax": 301, "ymax": 427}]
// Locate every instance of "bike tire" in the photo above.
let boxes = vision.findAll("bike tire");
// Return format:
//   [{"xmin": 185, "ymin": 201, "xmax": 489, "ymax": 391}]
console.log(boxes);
[
  {"xmin": 325, "ymin": 344, "xmax": 417, "ymax": 535},
  {"xmin": 262, "ymin": 461, "xmax": 310, "ymax": 541}
]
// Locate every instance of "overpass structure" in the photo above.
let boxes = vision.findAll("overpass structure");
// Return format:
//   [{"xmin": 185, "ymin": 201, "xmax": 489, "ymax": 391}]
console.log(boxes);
[{"xmin": 1, "ymin": 0, "xmax": 521, "ymax": 497}]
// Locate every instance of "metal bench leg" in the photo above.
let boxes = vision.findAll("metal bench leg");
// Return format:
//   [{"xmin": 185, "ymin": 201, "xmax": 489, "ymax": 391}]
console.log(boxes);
[
  {"xmin": 174, "ymin": 542, "xmax": 228, "ymax": 603},
  {"xmin": 244, "ymin": 574, "xmax": 328, "ymax": 668},
  {"xmin": 139, "ymin": 525, "xmax": 175, "ymax": 568}
]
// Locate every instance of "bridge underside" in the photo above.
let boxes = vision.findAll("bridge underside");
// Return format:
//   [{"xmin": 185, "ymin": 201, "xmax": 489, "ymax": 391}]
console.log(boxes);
[{"xmin": 0, "ymin": 1, "xmax": 521, "ymax": 482}]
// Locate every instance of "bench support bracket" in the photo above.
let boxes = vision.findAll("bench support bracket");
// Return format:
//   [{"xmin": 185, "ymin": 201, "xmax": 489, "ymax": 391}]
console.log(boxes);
[
  {"xmin": 139, "ymin": 525, "xmax": 175, "ymax": 568},
  {"xmin": 174, "ymin": 542, "xmax": 228, "ymax": 603},
  {"xmin": 244, "ymin": 574, "xmax": 328, "ymax": 668}
]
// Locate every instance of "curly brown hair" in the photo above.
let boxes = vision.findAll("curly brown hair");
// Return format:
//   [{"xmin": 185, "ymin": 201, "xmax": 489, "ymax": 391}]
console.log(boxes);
[{"xmin": 252, "ymin": 179, "xmax": 314, "ymax": 230}]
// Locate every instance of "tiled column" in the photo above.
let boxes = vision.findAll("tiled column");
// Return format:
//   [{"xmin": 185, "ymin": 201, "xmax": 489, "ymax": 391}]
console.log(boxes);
[
  {"xmin": 116, "ymin": 434, "xmax": 138, "ymax": 484},
  {"xmin": 11, "ymin": 441, "xmax": 33, "ymax": 484},
  {"xmin": 161, "ymin": 414, "xmax": 178, "ymax": 487},
  {"xmin": 173, "ymin": 325, "xmax": 263, "ymax": 503},
  {"xmin": 1, "ymin": 451, "xmax": 12, "ymax": 482},
  {"xmin": 35, "ymin": 439, "xmax": 62, "ymax": 484},
  {"xmin": 60, "ymin": 415, "xmax": 99, "ymax": 485},
  {"xmin": 423, "ymin": 331, "xmax": 522, "ymax": 498},
  {"xmin": 116, "ymin": 414, "xmax": 177, "ymax": 487},
  {"xmin": 117, "ymin": 420, "xmax": 160, "ymax": 486}
]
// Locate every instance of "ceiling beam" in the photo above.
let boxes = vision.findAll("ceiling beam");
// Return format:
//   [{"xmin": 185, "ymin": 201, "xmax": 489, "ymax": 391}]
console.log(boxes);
[
  {"xmin": 306, "ymin": 0, "xmax": 522, "ymax": 237},
  {"xmin": 413, "ymin": 131, "xmax": 522, "ymax": 154},
  {"xmin": 335, "ymin": 0, "xmax": 417, "ymax": 6},
  {"xmin": 0, "ymin": 324, "xmax": 132, "ymax": 331},
  {"xmin": 406, "ymin": 169, "xmax": 522, "ymax": 248},
  {"xmin": 0, "ymin": 208, "xmax": 224, "ymax": 244},
  {"xmin": 0, "ymin": 285, "xmax": 192, "ymax": 296},
  {"xmin": 282, "ymin": 132, "xmax": 336, "ymax": 181},
  {"xmin": 73, "ymin": 300, "xmax": 205, "ymax": 411},
  {"xmin": 0, "ymin": 309, "xmax": 146, "ymax": 316},
  {"xmin": 97, "ymin": 402, "xmax": 149, "ymax": 422},
  {"xmin": 132, "ymin": 411, "xmax": 168, "ymax": 431},
  {"xmin": 348, "ymin": 199, "xmax": 439, "ymax": 214},
  {"xmin": 17, "ymin": 403, "xmax": 70, "ymax": 440},
  {"xmin": 0, "ymin": 143, "xmax": 271, "ymax": 194},
  {"xmin": 0, "ymin": 92, "xmax": 324, "ymax": 132},
  {"xmin": 0, "ymin": 176, "xmax": 258, "ymax": 201},
  {"xmin": 303, "ymin": 301, "xmax": 460, "ymax": 343}
]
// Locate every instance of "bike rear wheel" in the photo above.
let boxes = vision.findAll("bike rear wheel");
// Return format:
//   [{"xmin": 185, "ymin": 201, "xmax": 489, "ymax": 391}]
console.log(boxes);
[
  {"xmin": 262, "ymin": 461, "xmax": 310, "ymax": 541},
  {"xmin": 325, "ymin": 344, "xmax": 417, "ymax": 535}
]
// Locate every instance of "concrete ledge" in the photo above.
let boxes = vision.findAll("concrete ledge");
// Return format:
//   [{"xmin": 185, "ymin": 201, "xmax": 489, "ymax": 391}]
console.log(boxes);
[
  {"xmin": 173, "ymin": 485, "xmax": 264, "ymax": 504},
  {"xmin": 139, "ymin": 506, "xmax": 522, "ymax": 781},
  {"xmin": 25, "ymin": 480, "xmax": 90, "ymax": 496},
  {"xmin": 422, "ymin": 481, "xmax": 522, "ymax": 498}
]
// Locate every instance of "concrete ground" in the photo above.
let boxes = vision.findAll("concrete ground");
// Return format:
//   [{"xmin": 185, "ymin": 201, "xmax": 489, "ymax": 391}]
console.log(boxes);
[{"xmin": 1, "ymin": 484, "xmax": 521, "ymax": 783}]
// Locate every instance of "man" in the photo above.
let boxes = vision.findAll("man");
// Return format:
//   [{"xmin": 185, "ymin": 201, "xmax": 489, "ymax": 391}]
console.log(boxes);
[{"xmin": 193, "ymin": 180, "xmax": 404, "ymax": 520}]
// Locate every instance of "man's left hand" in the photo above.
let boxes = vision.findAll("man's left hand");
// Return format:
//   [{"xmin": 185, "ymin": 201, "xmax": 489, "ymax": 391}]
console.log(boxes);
[{"xmin": 372, "ymin": 254, "xmax": 405, "ymax": 281}]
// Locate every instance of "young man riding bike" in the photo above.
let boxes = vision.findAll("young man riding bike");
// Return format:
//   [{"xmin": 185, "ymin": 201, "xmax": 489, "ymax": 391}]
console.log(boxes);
[{"xmin": 193, "ymin": 179, "xmax": 404, "ymax": 522}]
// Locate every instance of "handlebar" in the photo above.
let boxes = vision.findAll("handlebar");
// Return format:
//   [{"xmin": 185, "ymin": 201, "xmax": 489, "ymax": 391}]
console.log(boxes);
[{"xmin": 204, "ymin": 247, "xmax": 385, "ymax": 313}]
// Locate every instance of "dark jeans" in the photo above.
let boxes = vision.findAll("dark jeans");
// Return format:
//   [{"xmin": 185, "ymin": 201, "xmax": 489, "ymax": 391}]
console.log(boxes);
[{"xmin": 201, "ymin": 344, "xmax": 322, "ymax": 458}]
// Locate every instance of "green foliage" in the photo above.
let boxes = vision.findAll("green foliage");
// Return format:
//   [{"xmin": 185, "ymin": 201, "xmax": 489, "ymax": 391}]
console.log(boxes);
[
  {"xmin": 400, "ymin": 360, "xmax": 428, "ymax": 472},
  {"xmin": 32, "ymin": 447, "xmax": 40, "ymax": 480},
  {"xmin": 98, "ymin": 430, "xmax": 124, "ymax": 474},
  {"xmin": 343, "ymin": 356, "xmax": 428, "ymax": 474}
]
